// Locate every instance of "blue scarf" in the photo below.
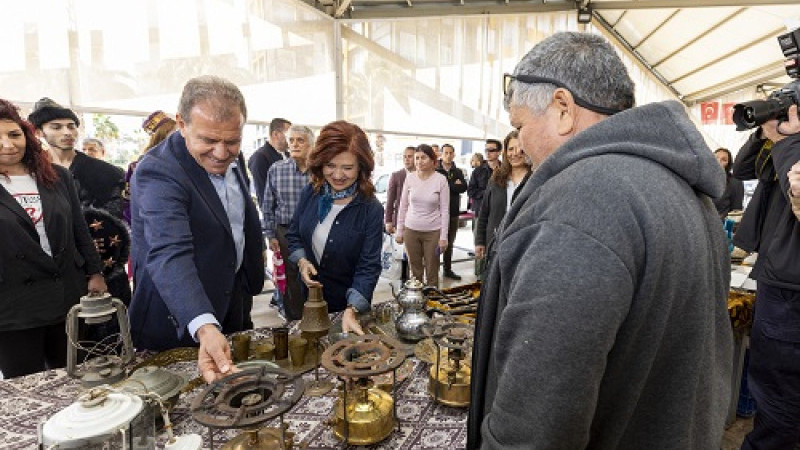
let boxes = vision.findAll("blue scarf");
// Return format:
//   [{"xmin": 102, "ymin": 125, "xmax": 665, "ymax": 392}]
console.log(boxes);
[{"xmin": 318, "ymin": 182, "xmax": 358, "ymax": 222}]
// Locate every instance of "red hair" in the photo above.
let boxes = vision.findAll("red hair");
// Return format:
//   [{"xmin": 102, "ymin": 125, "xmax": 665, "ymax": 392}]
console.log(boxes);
[
  {"xmin": 0, "ymin": 99, "xmax": 58, "ymax": 188},
  {"xmin": 308, "ymin": 120, "xmax": 375, "ymax": 199}
]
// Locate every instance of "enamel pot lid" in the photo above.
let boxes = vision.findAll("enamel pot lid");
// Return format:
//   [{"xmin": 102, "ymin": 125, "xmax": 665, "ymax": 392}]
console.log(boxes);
[
  {"xmin": 42, "ymin": 390, "xmax": 143, "ymax": 445},
  {"xmin": 120, "ymin": 365, "xmax": 187, "ymax": 401}
]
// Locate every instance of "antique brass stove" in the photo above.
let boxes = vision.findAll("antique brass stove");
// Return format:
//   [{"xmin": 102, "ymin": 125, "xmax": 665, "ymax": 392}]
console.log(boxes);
[
  {"xmin": 320, "ymin": 335, "xmax": 405, "ymax": 445},
  {"xmin": 422, "ymin": 317, "xmax": 474, "ymax": 408},
  {"xmin": 190, "ymin": 367, "xmax": 305, "ymax": 450}
]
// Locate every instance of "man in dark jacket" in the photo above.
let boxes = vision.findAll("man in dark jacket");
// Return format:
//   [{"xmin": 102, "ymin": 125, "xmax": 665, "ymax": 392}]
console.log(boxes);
[
  {"xmin": 248, "ymin": 118, "xmax": 291, "ymax": 208},
  {"xmin": 467, "ymin": 139, "xmax": 501, "ymax": 220},
  {"xmin": 436, "ymin": 143, "xmax": 467, "ymax": 280},
  {"xmin": 733, "ymin": 105, "xmax": 800, "ymax": 450},
  {"xmin": 28, "ymin": 98, "xmax": 125, "ymax": 219},
  {"xmin": 468, "ymin": 31, "xmax": 731, "ymax": 449},
  {"xmin": 28, "ymin": 98, "xmax": 130, "ymax": 307},
  {"xmin": 130, "ymin": 76, "xmax": 265, "ymax": 383}
]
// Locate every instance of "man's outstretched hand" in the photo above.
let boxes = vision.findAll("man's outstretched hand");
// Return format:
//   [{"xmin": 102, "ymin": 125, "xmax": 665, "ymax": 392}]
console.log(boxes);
[{"xmin": 197, "ymin": 324, "xmax": 237, "ymax": 383}]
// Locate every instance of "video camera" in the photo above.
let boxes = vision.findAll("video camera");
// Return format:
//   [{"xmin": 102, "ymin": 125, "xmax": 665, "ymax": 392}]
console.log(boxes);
[{"xmin": 732, "ymin": 27, "xmax": 800, "ymax": 131}]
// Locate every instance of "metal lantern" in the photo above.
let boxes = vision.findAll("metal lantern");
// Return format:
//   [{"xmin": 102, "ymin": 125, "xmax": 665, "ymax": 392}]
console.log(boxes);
[{"xmin": 66, "ymin": 293, "xmax": 135, "ymax": 388}]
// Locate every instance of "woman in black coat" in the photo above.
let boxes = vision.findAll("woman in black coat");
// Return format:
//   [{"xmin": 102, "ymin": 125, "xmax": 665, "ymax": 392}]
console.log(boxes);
[
  {"xmin": 0, "ymin": 99, "xmax": 106, "ymax": 378},
  {"xmin": 474, "ymin": 131, "xmax": 532, "ymax": 266},
  {"xmin": 712, "ymin": 147, "xmax": 744, "ymax": 218}
]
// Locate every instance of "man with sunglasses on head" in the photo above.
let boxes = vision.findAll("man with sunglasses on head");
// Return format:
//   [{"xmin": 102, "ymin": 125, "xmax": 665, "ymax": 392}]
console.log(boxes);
[
  {"xmin": 468, "ymin": 32, "xmax": 732, "ymax": 449},
  {"xmin": 467, "ymin": 139, "xmax": 502, "ymax": 222}
]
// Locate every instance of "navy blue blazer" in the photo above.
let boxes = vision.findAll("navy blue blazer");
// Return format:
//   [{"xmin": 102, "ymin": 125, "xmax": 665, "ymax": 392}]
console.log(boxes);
[
  {"xmin": 286, "ymin": 184, "xmax": 383, "ymax": 312},
  {"xmin": 129, "ymin": 132, "xmax": 264, "ymax": 350}
]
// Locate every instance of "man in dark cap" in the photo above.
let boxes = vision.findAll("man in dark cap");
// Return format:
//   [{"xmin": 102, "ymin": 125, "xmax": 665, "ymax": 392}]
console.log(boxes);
[{"xmin": 28, "ymin": 98, "xmax": 125, "ymax": 218}]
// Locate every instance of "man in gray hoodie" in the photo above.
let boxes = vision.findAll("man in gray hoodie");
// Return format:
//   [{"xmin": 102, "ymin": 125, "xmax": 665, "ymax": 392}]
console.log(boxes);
[{"xmin": 467, "ymin": 32, "xmax": 733, "ymax": 449}]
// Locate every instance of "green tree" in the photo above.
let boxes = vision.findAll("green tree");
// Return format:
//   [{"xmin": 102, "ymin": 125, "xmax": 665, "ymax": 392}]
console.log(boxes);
[{"xmin": 92, "ymin": 114, "xmax": 120, "ymax": 142}]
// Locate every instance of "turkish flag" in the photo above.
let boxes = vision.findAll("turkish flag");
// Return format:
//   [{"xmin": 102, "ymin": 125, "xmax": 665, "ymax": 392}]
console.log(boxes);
[
  {"xmin": 722, "ymin": 103, "xmax": 736, "ymax": 125},
  {"xmin": 701, "ymin": 102, "xmax": 720, "ymax": 124}
]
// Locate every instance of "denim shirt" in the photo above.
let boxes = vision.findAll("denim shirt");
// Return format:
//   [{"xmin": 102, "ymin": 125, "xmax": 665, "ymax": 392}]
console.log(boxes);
[{"xmin": 286, "ymin": 184, "xmax": 384, "ymax": 313}]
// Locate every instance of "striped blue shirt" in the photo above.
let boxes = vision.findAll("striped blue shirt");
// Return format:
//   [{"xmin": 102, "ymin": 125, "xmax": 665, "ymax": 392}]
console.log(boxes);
[{"xmin": 262, "ymin": 158, "xmax": 310, "ymax": 239}]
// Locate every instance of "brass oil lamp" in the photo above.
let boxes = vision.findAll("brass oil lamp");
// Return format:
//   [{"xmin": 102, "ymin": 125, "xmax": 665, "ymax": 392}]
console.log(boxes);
[
  {"xmin": 320, "ymin": 335, "xmax": 405, "ymax": 445},
  {"xmin": 298, "ymin": 285, "xmax": 334, "ymax": 396},
  {"xmin": 422, "ymin": 317, "xmax": 474, "ymax": 408},
  {"xmin": 190, "ymin": 367, "xmax": 305, "ymax": 450}
]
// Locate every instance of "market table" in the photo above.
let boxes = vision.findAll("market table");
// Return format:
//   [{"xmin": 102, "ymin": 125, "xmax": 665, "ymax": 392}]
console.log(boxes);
[
  {"xmin": 0, "ymin": 325, "xmax": 468, "ymax": 450},
  {"xmin": 725, "ymin": 264, "xmax": 757, "ymax": 428}
]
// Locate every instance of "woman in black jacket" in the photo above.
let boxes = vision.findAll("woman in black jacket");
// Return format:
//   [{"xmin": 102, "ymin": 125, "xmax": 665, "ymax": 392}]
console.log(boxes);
[
  {"xmin": 474, "ymin": 131, "xmax": 532, "ymax": 267},
  {"xmin": 0, "ymin": 99, "xmax": 105, "ymax": 378},
  {"xmin": 712, "ymin": 147, "xmax": 744, "ymax": 218}
]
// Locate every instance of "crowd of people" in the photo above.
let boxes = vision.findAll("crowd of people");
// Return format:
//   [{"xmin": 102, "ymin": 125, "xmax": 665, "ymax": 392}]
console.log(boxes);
[{"xmin": 2, "ymin": 30, "xmax": 800, "ymax": 449}]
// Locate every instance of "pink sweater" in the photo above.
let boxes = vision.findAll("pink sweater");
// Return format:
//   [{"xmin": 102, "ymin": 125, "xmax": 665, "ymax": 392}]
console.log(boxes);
[{"xmin": 397, "ymin": 171, "xmax": 450, "ymax": 241}]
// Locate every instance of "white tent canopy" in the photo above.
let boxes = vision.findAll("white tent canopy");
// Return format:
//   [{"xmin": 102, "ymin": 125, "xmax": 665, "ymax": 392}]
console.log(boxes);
[{"xmin": 1, "ymin": 0, "xmax": 796, "ymax": 150}]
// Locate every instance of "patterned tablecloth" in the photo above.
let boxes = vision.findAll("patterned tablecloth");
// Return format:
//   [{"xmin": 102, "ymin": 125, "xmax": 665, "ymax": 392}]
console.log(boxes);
[{"xmin": 0, "ymin": 326, "xmax": 468, "ymax": 450}]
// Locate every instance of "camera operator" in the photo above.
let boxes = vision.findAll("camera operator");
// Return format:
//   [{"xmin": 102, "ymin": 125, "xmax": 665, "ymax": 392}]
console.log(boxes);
[{"xmin": 733, "ymin": 104, "xmax": 800, "ymax": 449}]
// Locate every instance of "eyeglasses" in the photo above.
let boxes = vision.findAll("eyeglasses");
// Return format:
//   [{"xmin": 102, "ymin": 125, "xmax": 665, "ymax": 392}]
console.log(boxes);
[
  {"xmin": 485, "ymin": 148, "xmax": 500, "ymax": 153},
  {"xmin": 503, "ymin": 73, "xmax": 623, "ymax": 116}
]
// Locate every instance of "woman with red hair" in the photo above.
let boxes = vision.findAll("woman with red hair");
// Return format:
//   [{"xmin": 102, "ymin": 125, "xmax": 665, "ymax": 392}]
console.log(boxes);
[
  {"xmin": 286, "ymin": 120, "xmax": 383, "ymax": 335},
  {"xmin": 0, "ymin": 98, "xmax": 105, "ymax": 378}
]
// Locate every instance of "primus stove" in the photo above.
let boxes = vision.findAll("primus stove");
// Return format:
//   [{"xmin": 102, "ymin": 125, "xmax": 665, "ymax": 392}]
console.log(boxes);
[
  {"xmin": 190, "ymin": 367, "xmax": 305, "ymax": 449},
  {"xmin": 320, "ymin": 334, "xmax": 406, "ymax": 445},
  {"xmin": 421, "ymin": 317, "xmax": 473, "ymax": 407}
]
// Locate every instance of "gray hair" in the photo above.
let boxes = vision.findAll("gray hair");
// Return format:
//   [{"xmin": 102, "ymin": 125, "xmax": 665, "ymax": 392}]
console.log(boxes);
[
  {"xmin": 288, "ymin": 124, "xmax": 315, "ymax": 148},
  {"xmin": 177, "ymin": 75, "xmax": 247, "ymax": 124},
  {"xmin": 82, "ymin": 138, "xmax": 104, "ymax": 149},
  {"xmin": 505, "ymin": 32, "xmax": 635, "ymax": 115}
]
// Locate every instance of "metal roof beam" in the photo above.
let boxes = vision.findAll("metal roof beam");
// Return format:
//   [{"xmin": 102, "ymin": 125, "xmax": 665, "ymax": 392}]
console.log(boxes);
[
  {"xmin": 593, "ymin": 13, "xmax": 683, "ymax": 99},
  {"xmin": 335, "ymin": 0, "xmax": 354, "ymax": 17},
  {"xmin": 593, "ymin": 0, "xmax": 800, "ymax": 9},
  {"xmin": 342, "ymin": 1, "xmax": 575, "ymax": 19},
  {"xmin": 669, "ymin": 27, "xmax": 786, "ymax": 84},
  {"xmin": 682, "ymin": 61, "xmax": 787, "ymax": 103},
  {"xmin": 651, "ymin": 8, "xmax": 745, "ymax": 68},
  {"xmin": 632, "ymin": 9, "xmax": 680, "ymax": 50}
]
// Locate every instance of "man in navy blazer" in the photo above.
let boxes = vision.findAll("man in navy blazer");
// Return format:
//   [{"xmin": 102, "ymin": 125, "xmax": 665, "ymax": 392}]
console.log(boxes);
[{"xmin": 129, "ymin": 76, "xmax": 264, "ymax": 382}]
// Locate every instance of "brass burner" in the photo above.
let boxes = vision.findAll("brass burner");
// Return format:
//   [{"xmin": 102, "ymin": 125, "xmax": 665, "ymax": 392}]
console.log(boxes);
[
  {"xmin": 319, "ymin": 335, "xmax": 406, "ymax": 446},
  {"xmin": 320, "ymin": 335, "xmax": 405, "ymax": 377},
  {"xmin": 191, "ymin": 367, "xmax": 304, "ymax": 430}
]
